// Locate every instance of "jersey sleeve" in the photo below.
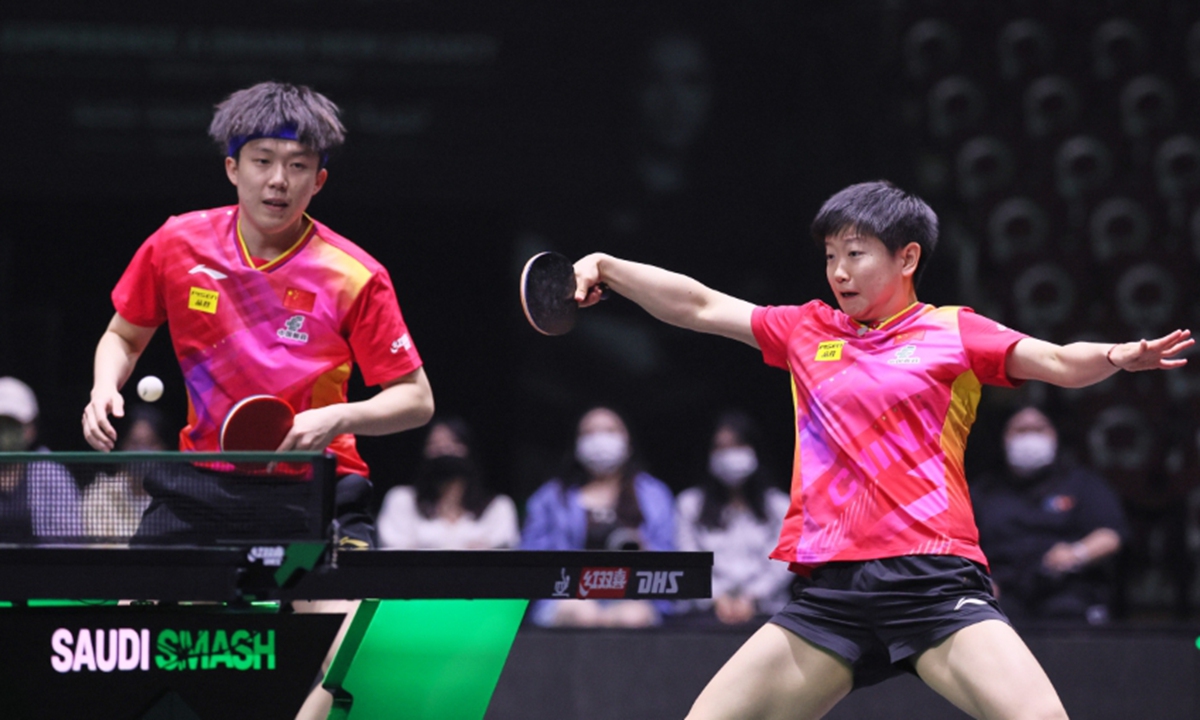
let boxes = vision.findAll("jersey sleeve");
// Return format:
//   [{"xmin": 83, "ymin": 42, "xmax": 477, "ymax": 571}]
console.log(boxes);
[
  {"xmin": 751, "ymin": 305, "xmax": 807, "ymax": 369},
  {"xmin": 958, "ymin": 308, "xmax": 1029, "ymax": 387},
  {"xmin": 344, "ymin": 268, "xmax": 423, "ymax": 386},
  {"xmin": 111, "ymin": 227, "xmax": 168, "ymax": 328}
]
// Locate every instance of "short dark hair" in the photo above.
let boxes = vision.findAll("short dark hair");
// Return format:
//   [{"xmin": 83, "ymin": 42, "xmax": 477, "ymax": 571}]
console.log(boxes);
[
  {"xmin": 810, "ymin": 180, "xmax": 939, "ymax": 287},
  {"xmin": 208, "ymin": 81, "xmax": 346, "ymax": 161},
  {"xmin": 413, "ymin": 455, "xmax": 493, "ymax": 519}
]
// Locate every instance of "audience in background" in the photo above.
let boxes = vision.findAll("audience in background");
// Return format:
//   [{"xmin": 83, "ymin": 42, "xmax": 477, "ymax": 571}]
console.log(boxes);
[
  {"xmin": 81, "ymin": 403, "xmax": 167, "ymax": 539},
  {"xmin": 378, "ymin": 454, "xmax": 519, "ymax": 549},
  {"xmin": 521, "ymin": 405, "xmax": 675, "ymax": 627},
  {"xmin": 972, "ymin": 406, "xmax": 1129, "ymax": 625},
  {"xmin": 0, "ymin": 377, "xmax": 83, "ymax": 541},
  {"xmin": 675, "ymin": 411, "xmax": 792, "ymax": 625},
  {"xmin": 421, "ymin": 416, "xmax": 475, "ymax": 460}
]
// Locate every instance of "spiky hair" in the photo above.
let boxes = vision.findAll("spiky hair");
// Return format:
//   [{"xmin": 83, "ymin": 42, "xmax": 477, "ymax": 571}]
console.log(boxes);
[{"xmin": 208, "ymin": 82, "xmax": 346, "ymax": 159}]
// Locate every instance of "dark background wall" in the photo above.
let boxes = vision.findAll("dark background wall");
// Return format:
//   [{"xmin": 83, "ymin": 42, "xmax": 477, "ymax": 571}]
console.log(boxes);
[
  {"xmin": 0, "ymin": 0, "xmax": 890, "ymax": 497},
  {"xmin": 2, "ymin": 1, "xmax": 1199, "ymax": 617}
]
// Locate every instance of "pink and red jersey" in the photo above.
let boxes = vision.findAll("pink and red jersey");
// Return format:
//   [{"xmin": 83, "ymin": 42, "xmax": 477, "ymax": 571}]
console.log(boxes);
[
  {"xmin": 112, "ymin": 206, "xmax": 423, "ymax": 477},
  {"xmin": 751, "ymin": 300, "xmax": 1027, "ymax": 572}
]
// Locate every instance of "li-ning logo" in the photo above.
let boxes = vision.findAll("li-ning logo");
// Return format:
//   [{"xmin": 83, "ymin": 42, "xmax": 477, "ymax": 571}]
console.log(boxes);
[
  {"xmin": 552, "ymin": 568, "xmax": 571, "ymax": 598},
  {"xmin": 50, "ymin": 628, "xmax": 275, "ymax": 672},
  {"xmin": 954, "ymin": 598, "xmax": 988, "ymax": 611},
  {"xmin": 635, "ymin": 571, "xmax": 683, "ymax": 595},
  {"xmin": 390, "ymin": 334, "xmax": 412, "ymax": 354},
  {"xmin": 277, "ymin": 315, "xmax": 310, "ymax": 343},
  {"xmin": 887, "ymin": 344, "xmax": 921, "ymax": 365},
  {"xmin": 247, "ymin": 546, "xmax": 285, "ymax": 567},
  {"xmin": 188, "ymin": 264, "xmax": 228, "ymax": 280},
  {"xmin": 576, "ymin": 567, "xmax": 630, "ymax": 599}
]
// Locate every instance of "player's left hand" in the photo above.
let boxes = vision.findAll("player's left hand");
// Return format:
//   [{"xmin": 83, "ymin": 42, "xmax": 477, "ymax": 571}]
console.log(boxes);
[
  {"xmin": 277, "ymin": 405, "xmax": 345, "ymax": 452},
  {"xmin": 1109, "ymin": 329, "xmax": 1193, "ymax": 371}
]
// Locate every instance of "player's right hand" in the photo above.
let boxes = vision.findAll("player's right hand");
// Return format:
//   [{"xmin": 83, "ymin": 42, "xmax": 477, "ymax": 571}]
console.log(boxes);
[
  {"xmin": 83, "ymin": 387, "xmax": 124, "ymax": 452},
  {"xmin": 573, "ymin": 253, "xmax": 607, "ymax": 307}
]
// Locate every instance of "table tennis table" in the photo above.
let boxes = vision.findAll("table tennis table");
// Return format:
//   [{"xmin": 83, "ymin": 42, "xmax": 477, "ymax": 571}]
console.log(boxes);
[{"xmin": 1, "ymin": 545, "xmax": 713, "ymax": 720}]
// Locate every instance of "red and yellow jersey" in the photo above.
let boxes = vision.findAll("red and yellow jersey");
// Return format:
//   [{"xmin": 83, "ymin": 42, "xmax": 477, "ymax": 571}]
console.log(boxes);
[
  {"xmin": 751, "ymin": 301, "xmax": 1026, "ymax": 572},
  {"xmin": 112, "ymin": 206, "xmax": 423, "ymax": 477}
]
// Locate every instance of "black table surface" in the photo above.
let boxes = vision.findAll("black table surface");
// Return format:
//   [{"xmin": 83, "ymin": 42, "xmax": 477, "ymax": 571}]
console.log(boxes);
[{"xmin": 0, "ymin": 547, "xmax": 713, "ymax": 602}]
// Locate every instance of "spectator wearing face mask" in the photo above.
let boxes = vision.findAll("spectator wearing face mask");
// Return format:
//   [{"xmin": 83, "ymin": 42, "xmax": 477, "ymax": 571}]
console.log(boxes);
[
  {"xmin": 675, "ymin": 411, "xmax": 792, "ymax": 625},
  {"xmin": 377, "ymin": 454, "xmax": 519, "ymax": 550},
  {"xmin": 377, "ymin": 415, "xmax": 519, "ymax": 549},
  {"xmin": 971, "ymin": 406, "xmax": 1129, "ymax": 625},
  {"xmin": 420, "ymin": 416, "xmax": 475, "ymax": 460},
  {"xmin": 521, "ymin": 405, "xmax": 675, "ymax": 627}
]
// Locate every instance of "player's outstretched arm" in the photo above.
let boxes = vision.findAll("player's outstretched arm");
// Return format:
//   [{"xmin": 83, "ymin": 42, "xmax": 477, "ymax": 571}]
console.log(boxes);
[
  {"xmin": 573, "ymin": 253, "xmax": 758, "ymax": 348},
  {"xmin": 84, "ymin": 313, "xmax": 157, "ymax": 451},
  {"xmin": 279, "ymin": 366, "xmax": 434, "ymax": 452},
  {"xmin": 1007, "ymin": 329, "xmax": 1193, "ymax": 389}
]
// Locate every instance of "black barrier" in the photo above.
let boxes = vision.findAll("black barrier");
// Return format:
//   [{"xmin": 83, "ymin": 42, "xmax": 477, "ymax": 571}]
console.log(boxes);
[{"xmin": 486, "ymin": 626, "xmax": 1200, "ymax": 720}]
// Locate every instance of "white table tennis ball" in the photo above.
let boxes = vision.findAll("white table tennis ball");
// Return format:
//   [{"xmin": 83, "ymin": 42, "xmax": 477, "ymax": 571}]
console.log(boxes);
[{"xmin": 137, "ymin": 376, "xmax": 164, "ymax": 402}]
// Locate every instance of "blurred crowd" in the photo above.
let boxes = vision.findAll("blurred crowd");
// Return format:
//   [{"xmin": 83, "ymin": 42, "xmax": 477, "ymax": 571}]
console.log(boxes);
[{"xmin": 4, "ymin": 370, "xmax": 1192, "ymax": 627}]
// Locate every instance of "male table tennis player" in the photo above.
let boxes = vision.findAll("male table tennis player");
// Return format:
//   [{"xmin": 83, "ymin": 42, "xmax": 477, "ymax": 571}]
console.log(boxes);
[
  {"xmin": 569, "ymin": 181, "xmax": 1192, "ymax": 720},
  {"xmin": 81, "ymin": 81, "xmax": 433, "ymax": 542}
]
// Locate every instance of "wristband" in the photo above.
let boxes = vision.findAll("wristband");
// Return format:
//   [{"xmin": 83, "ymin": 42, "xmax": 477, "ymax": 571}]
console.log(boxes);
[{"xmin": 1106, "ymin": 344, "xmax": 1120, "ymax": 369}]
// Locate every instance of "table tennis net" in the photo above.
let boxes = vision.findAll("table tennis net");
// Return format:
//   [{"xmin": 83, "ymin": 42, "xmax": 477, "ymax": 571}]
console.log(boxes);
[{"xmin": 0, "ymin": 452, "xmax": 334, "ymax": 546}]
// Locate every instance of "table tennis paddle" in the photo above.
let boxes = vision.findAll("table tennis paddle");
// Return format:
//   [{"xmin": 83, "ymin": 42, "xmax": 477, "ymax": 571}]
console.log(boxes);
[
  {"xmin": 520, "ymin": 251, "xmax": 606, "ymax": 336},
  {"xmin": 219, "ymin": 395, "xmax": 295, "ymax": 452}
]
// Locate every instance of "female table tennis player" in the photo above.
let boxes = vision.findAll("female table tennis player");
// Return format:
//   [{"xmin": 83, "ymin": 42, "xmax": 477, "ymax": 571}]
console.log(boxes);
[{"xmin": 570, "ymin": 180, "xmax": 1192, "ymax": 720}]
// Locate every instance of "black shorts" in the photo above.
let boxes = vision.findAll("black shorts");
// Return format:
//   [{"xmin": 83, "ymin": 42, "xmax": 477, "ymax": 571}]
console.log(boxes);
[{"xmin": 769, "ymin": 555, "xmax": 1009, "ymax": 689}]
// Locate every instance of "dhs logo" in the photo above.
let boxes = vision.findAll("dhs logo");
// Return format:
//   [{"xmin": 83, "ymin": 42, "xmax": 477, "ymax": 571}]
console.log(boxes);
[
  {"xmin": 635, "ymin": 571, "xmax": 683, "ymax": 595},
  {"xmin": 247, "ymin": 546, "xmax": 285, "ymax": 567}
]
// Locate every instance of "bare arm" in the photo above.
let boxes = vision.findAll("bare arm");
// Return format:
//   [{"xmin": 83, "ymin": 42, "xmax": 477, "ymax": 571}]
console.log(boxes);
[
  {"xmin": 1007, "ymin": 330, "xmax": 1193, "ymax": 388},
  {"xmin": 573, "ymin": 253, "xmax": 758, "ymax": 348},
  {"xmin": 280, "ymin": 366, "xmax": 435, "ymax": 452},
  {"xmin": 1043, "ymin": 527, "xmax": 1122, "ymax": 574},
  {"xmin": 83, "ymin": 313, "xmax": 158, "ymax": 451}
]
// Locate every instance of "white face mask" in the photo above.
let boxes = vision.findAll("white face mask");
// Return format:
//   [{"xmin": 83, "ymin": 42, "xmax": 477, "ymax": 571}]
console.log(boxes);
[
  {"xmin": 575, "ymin": 431, "xmax": 629, "ymax": 475},
  {"xmin": 1005, "ymin": 433, "xmax": 1056, "ymax": 475},
  {"xmin": 709, "ymin": 447, "xmax": 758, "ymax": 487}
]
